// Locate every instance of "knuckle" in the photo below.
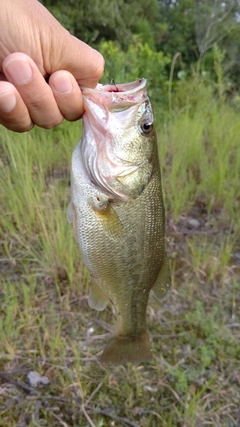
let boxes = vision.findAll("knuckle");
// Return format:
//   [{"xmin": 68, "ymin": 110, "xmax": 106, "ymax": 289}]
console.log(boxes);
[
  {"xmin": 27, "ymin": 90, "xmax": 50, "ymax": 109},
  {"xmin": 40, "ymin": 115, "xmax": 64, "ymax": 129},
  {"xmin": 0, "ymin": 118, "xmax": 34, "ymax": 133},
  {"xmin": 0, "ymin": 105, "xmax": 33, "ymax": 132},
  {"xmin": 24, "ymin": 90, "xmax": 64, "ymax": 129}
]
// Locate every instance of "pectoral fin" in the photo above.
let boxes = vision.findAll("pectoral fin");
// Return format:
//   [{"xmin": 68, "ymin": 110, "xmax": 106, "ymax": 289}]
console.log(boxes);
[
  {"xmin": 152, "ymin": 252, "xmax": 171, "ymax": 301},
  {"xmin": 88, "ymin": 277, "xmax": 109, "ymax": 311},
  {"xmin": 90, "ymin": 196, "xmax": 125, "ymax": 242}
]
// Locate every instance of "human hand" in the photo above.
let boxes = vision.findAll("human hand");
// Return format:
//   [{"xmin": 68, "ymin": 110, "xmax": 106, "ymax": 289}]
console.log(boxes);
[{"xmin": 0, "ymin": 0, "xmax": 104, "ymax": 132}]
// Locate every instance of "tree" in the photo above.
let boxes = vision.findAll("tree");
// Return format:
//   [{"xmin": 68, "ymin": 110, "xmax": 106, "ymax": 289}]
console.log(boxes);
[
  {"xmin": 40, "ymin": 0, "xmax": 161, "ymax": 49},
  {"xmin": 195, "ymin": 0, "xmax": 237, "ymax": 57},
  {"xmin": 156, "ymin": 0, "xmax": 197, "ymax": 63}
]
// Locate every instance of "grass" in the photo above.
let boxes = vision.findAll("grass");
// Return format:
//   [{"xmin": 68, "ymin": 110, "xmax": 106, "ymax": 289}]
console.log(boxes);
[{"xmin": 0, "ymin": 77, "xmax": 240, "ymax": 426}]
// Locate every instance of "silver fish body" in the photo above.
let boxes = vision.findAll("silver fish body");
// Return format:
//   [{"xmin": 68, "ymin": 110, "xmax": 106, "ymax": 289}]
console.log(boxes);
[{"xmin": 68, "ymin": 79, "xmax": 171, "ymax": 364}]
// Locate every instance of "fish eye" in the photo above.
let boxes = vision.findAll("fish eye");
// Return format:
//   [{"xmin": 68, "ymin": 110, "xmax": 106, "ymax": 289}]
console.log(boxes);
[{"xmin": 140, "ymin": 119, "xmax": 153, "ymax": 135}]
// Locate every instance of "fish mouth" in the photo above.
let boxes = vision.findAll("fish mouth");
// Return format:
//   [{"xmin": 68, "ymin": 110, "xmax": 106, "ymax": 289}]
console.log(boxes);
[
  {"xmin": 81, "ymin": 78, "xmax": 146, "ymax": 93},
  {"xmin": 95, "ymin": 78, "xmax": 147, "ymax": 93},
  {"xmin": 80, "ymin": 79, "xmax": 148, "ymax": 106}
]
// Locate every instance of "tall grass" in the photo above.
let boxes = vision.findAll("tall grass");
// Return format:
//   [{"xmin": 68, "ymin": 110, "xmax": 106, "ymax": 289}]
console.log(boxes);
[
  {"xmin": 0, "ymin": 73, "xmax": 239, "ymax": 426},
  {"xmin": 158, "ymin": 81, "xmax": 240, "ymax": 219},
  {"xmin": 0, "ymin": 123, "xmax": 82, "ymax": 279}
]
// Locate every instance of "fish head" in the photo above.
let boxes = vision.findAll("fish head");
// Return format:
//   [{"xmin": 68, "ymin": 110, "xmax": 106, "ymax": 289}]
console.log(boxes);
[{"xmin": 80, "ymin": 79, "xmax": 157, "ymax": 200}]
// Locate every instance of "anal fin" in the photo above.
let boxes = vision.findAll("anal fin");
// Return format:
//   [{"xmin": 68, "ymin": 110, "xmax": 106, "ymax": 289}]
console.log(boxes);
[
  {"xmin": 88, "ymin": 277, "xmax": 109, "ymax": 311},
  {"xmin": 152, "ymin": 252, "xmax": 171, "ymax": 301}
]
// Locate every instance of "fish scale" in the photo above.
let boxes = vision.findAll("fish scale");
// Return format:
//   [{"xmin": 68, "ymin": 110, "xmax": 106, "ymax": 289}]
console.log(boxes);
[{"xmin": 68, "ymin": 79, "xmax": 171, "ymax": 364}]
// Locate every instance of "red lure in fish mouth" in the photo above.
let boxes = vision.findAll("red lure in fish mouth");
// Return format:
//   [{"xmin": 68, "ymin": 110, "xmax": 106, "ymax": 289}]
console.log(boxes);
[{"xmin": 100, "ymin": 78, "xmax": 146, "ymax": 93}]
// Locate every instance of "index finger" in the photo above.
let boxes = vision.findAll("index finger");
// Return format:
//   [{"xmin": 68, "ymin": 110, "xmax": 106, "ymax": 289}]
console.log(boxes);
[{"xmin": 45, "ymin": 32, "xmax": 105, "ymax": 88}]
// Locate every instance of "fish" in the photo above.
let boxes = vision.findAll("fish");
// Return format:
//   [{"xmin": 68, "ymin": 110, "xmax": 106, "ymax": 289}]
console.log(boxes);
[{"xmin": 68, "ymin": 78, "xmax": 171, "ymax": 365}]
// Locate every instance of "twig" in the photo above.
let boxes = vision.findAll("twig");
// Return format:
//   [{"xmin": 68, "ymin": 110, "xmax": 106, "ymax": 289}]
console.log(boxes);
[
  {"xmin": 81, "ymin": 404, "xmax": 97, "ymax": 427},
  {"xmin": 93, "ymin": 318, "xmax": 113, "ymax": 333},
  {"xmin": 85, "ymin": 381, "xmax": 104, "ymax": 406},
  {"xmin": 62, "ymin": 362, "xmax": 96, "ymax": 427},
  {"xmin": 0, "ymin": 368, "xmax": 31, "ymax": 375},
  {"xmin": 86, "ymin": 406, "xmax": 139, "ymax": 427},
  {"xmin": 51, "ymin": 411, "xmax": 69, "ymax": 427},
  {"xmin": 34, "ymin": 400, "xmax": 41, "ymax": 422},
  {"xmin": 225, "ymin": 323, "xmax": 240, "ymax": 328},
  {"xmin": 134, "ymin": 408, "xmax": 162, "ymax": 421},
  {"xmin": 0, "ymin": 372, "xmax": 39, "ymax": 396},
  {"xmin": 159, "ymin": 381, "xmax": 183, "ymax": 404}
]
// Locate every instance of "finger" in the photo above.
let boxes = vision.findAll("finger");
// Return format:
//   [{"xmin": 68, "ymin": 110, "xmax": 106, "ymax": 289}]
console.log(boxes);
[
  {"xmin": 49, "ymin": 70, "xmax": 84, "ymax": 121},
  {"xmin": 0, "ymin": 81, "xmax": 33, "ymax": 132},
  {"xmin": 58, "ymin": 36, "xmax": 105, "ymax": 87},
  {"xmin": 44, "ymin": 28, "xmax": 104, "ymax": 87},
  {"xmin": 3, "ymin": 53, "xmax": 63, "ymax": 129},
  {"xmin": 0, "ymin": 0, "xmax": 104, "ymax": 88}
]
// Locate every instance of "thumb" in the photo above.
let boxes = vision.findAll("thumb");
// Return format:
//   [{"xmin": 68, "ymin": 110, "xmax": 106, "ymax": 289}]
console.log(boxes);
[
  {"xmin": 30, "ymin": 1, "xmax": 105, "ymax": 88},
  {"xmin": 43, "ymin": 25, "xmax": 104, "ymax": 88},
  {"xmin": 58, "ymin": 33, "xmax": 105, "ymax": 88},
  {"xmin": 0, "ymin": 0, "xmax": 104, "ymax": 88}
]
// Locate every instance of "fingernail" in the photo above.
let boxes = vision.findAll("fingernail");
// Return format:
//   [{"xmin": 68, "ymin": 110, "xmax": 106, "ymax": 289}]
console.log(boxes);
[
  {"xmin": 51, "ymin": 73, "xmax": 73, "ymax": 94},
  {"xmin": 5, "ymin": 59, "xmax": 33, "ymax": 84},
  {"xmin": 0, "ymin": 91, "xmax": 17, "ymax": 112}
]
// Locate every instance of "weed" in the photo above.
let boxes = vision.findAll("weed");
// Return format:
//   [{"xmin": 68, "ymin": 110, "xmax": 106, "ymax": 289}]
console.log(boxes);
[{"xmin": 0, "ymin": 76, "xmax": 239, "ymax": 425}]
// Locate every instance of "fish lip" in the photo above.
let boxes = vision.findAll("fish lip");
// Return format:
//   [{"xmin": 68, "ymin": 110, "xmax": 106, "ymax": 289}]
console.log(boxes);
[
  {"xmin": 80, "ymin": 78, "xmax": 147, "ymax": 96},
  {"xmin": 80, "ymin": 79, "xmax": 148, "ymax": 109}
]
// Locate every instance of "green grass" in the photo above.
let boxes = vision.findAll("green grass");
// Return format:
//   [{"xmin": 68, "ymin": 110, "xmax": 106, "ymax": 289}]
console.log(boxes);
[{"xmin": 0, "ymin": 79, "xmax": 239, "ymax": 426}]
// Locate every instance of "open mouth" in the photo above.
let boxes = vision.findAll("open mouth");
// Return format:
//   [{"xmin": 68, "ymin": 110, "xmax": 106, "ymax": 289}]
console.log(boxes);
[
  {"xmin": 96, "ymin": 78, "xmax": 147, "ymax": 93},
  {"xmin": 80, "ymin": 79, "xmax": 148, "ymax": 105},
  {"xmin": 80, "ymin": 79, "xmax": 146, "ymax": 94}
]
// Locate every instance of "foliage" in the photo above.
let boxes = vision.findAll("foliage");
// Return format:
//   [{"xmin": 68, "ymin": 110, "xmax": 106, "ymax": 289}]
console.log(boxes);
[
  {"xmin": 195, "ymin": 0, "xmax": 236, "ymax": 56},
  {"xmin": 163, "ymin": 71, "xmax": 240, "ymax": 218},
  {"xmin": 157, "ymin": 0, "xmax": 197, "ymax": 64},
  {"xmin": 40, "ymin": 0, "xmax": 161, "ymax": 49},
  {"xmin": 0, "ymin": 72, "xmax": 240, "ymax": 425},
  {"xmin": 1, "ymin": 3, "xmax": 240, "ymax": 425},
  {"xmin": 133, "ymin": 18, "xmax": 156, "ymax": 50},
  {"xmin": 99, "ymin": 38, "xmax": 170, "ymax": 102},
  {"xmin": 40, "ymin": 0, "xmax": 240, "ymax": 90},
  {"xmin": 157, "ymin": 0, "xmax": 240, "ymax": 87}
]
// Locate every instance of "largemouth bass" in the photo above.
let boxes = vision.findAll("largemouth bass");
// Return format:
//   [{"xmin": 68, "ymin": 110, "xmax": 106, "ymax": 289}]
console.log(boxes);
[{"xmin": 68, "ymin": 79, "xmax": 171, "ymax": 365}]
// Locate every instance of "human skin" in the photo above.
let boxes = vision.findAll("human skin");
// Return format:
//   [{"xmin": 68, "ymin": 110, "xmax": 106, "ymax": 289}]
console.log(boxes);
[{"xmin": 0, "ymin": 0, "xmax": 104, "ymax": 132}]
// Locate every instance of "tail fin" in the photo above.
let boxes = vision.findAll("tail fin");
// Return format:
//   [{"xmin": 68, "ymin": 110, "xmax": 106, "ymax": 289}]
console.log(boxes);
[{"xmin": 101, "ymin": 332, "xmax": 152, "ymax": 365}]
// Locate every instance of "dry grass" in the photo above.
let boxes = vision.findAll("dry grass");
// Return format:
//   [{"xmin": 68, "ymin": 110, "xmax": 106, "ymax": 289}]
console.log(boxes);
[{"xmin": 0, "ymin": 81, "xmax": 239, "ymax": 426}]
